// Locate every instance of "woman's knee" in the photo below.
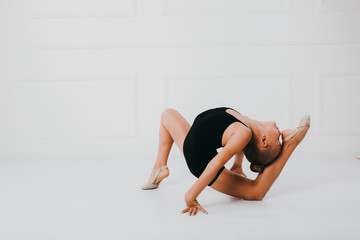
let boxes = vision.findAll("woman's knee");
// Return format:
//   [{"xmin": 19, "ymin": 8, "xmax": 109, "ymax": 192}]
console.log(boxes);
[
  {"xmin": 161, "ymin": 108, "xmax": 178, "ymax": 123},
  {"xmin": 242, "ymin": 190, "xmax": 265, "ymax": 201}
]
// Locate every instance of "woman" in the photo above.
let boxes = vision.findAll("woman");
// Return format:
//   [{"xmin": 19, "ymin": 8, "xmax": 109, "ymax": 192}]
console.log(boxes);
[{"xmin": 141, "ymin": 107, "xmax": 310, "ymax": 216}]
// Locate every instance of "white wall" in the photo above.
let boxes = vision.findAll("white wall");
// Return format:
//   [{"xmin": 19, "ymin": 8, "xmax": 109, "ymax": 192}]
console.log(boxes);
[{"xmin": 0, "ymin": 0, "xmax": 359, "ymax": 154}]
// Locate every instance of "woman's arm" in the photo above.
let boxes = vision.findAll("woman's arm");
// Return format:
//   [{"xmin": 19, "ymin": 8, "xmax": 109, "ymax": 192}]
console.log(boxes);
[
  {"xmin": 234, "ymin": 151, "xmax": 244, "ymax": 166},
  {"xmin": 182, "ymin": 130, "xmax": 251, "ymax": 215},
  {"xmin": 230, "ymin": 151, "xmax": 247, "ymax": 177}
]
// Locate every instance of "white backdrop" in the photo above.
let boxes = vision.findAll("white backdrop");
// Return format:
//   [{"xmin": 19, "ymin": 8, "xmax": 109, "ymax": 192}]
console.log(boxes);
[{"xmin": 0, "ymin": 0, "xmax": 359, "ymax": 155}]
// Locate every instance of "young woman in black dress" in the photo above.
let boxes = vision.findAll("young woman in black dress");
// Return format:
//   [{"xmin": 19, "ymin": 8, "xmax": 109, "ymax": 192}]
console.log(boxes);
[{"xmin": 141, "ymin": 107, "xmax": 310, "ymax": 216}]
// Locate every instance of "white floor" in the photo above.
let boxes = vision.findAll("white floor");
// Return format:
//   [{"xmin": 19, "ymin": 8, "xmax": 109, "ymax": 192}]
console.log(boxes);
[{"xmin": 0, "ymin": 151, "xmax": 359, "ymax": 240}]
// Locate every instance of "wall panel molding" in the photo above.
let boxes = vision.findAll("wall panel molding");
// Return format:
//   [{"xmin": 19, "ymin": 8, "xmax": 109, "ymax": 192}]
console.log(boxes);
[
  {"xmin": 160, "ymin": 0, "xmax": 293, "ymax": 15},
  {"xmin": 319, "ymin": 72, "xmax": 360, "ymax": 135},
  {"xmin": 2, "ymin": 40, "xmax": 360, "ymax": 52},
  {"xmin": 9, "ymin": 0, "xmax": 136, "ymax": 18},
  {"xmin": 12, "ymin": 75, "xmax": 139, "ymax": 139},
  {"xmin": 317, "ymin": 0, "xmax": 360, "ymax": 12}
]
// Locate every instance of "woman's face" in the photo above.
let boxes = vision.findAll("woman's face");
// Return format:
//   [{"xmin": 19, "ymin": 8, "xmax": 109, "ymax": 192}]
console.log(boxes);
[{"xmin": 263, "ymin": 121, "xmax": 282, "ymax": 148}]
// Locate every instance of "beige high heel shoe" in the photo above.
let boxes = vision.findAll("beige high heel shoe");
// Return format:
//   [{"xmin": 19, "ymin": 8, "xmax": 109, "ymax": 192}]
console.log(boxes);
[
  {"xmin": 141, "ymin": 165, "xmax": 168, "ymax": 190},
  {"xmin": 283, "ymin": 115, "xmax": 311, "ymax": 142}
]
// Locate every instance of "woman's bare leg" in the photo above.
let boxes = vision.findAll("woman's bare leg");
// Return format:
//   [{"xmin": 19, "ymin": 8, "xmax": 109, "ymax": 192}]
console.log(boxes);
[
  {"xmin": 145, "ymin": 109, "xmax": 191, "ymax": 183},
  {"xmin": 210, "ymin": 126, "xmax": 310, "ymax": 200}
]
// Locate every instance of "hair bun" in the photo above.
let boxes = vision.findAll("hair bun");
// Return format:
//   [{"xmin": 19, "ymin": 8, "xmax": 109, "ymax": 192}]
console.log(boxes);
[{"xmin": 250, "ymin": 163, "xmax": 265, "ymax": 173}]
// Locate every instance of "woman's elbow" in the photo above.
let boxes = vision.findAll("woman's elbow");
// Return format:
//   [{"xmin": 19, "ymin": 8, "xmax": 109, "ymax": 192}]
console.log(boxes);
[
  {"xmin": 244, "ymin": 194, "xmax": 263, "ymax": 201},
  {"xmin": 253, "ymin": 193, "xmax": 265, "ymax": 201},
  {"xmin": 243, "ymin": 189, "xmax": 266, "ymax": 201}
]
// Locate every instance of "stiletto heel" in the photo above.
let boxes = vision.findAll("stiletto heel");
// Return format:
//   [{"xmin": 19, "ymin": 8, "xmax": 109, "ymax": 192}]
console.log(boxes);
[
  {"xmin": 283, "ymin": 115, "xmax": 310, "ymax": 142},
  {"xmin": 141, "ymin": 165, "xmax": 168, "ymax": 190}
]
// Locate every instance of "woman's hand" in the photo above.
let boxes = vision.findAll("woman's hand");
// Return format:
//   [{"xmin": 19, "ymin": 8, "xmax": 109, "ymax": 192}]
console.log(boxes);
[{"xmin": 181, "ymin": 198, "xmax": 208, "ymax": 216}]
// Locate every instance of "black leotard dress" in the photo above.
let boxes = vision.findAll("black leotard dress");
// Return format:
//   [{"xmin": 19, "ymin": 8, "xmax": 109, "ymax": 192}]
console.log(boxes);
[{"xmin": 183, "ymin": 107, "xmax": 249, "ymax": 186}]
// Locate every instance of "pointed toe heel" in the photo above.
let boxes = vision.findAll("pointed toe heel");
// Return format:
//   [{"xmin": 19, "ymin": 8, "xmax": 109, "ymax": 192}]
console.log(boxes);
[
  {"xmin": 283, "ymin": 115, "xmax": 311, "ymax": 142},
  {"xmin": 141, "ymin": 165, "xmax": 168, "ymax": 190}
]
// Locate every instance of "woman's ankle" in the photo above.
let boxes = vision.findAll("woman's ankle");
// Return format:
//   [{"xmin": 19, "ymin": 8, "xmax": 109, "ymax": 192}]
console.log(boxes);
[{"xmin": 282, "ymin": 127, "xmax": 309, "ymax": 147}]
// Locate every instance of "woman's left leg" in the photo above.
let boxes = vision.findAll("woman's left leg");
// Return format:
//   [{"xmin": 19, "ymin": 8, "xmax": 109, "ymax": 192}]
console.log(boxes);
[{"xmin": 145, "ymin": 108, "xmax": 191, "ymax": 184}]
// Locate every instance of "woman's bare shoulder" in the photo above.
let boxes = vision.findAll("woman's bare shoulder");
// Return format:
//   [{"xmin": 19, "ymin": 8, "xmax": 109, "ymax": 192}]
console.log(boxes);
[{"xmin": 222, "ymin": 122, "xmax": 252, "ymax": 147}]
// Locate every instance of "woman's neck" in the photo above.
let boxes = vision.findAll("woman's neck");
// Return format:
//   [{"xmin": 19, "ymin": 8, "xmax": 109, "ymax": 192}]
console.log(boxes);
[{"xmin": 241, "ymin": 116, "xmax": 264, "ymax": 140}]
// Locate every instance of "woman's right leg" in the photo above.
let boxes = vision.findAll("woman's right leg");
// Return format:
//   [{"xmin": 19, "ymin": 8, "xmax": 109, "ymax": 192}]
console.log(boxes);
[
  {"xmin": 145, "ymin": 108, "xmax": 191, "ymax": 183},
  {"xmin": 210, "ymin": 126, "xmax": 310, "ymax": 200}
]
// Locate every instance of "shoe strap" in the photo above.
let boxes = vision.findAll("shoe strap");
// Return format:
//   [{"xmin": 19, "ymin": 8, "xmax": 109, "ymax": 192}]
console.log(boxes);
[
  {"xmin": 283, "ymin": 128, "xmax": 300, "ymax": 142},
  {"xmin": 151, "ymin": 165, "xmax": 168, "ymax": 184}
]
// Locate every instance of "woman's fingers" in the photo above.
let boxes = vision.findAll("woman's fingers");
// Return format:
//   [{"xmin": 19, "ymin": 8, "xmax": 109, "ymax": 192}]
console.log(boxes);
[
  {"xmin": 189, "ymin": 208, "xmax": 195, "ymax": 216},
  {"xmin": 183, "ymin": 207, "xmax": 196, "ymax": 216},
  {"xmin": 182, "ymin": 207, "xmax": 207, "ymax": 216},
  {"xmin": 181, "ymin": 200, "xmax": 208, "ymax": 216},
  {"xmin": 198, "ymin": 206, "xmax": 208, "ymax": 214},
  {"xmin": 187, "ymin": 208, "xmax": 192, "ymax": 215},
  {"xmin": 192, "ymin": 208, "xmax": 197, "ymax": 216},
  {"xmin": 181, "ymin": 207, "xmax": 189, "ymax": 214}
]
